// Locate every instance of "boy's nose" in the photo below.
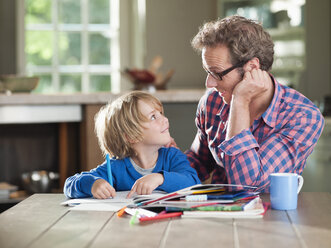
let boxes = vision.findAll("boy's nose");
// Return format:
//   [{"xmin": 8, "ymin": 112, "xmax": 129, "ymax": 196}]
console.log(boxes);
[
  {"xmin": 205, "ymin": 74, "xmax": 218, "ymax": 88},
  {"xmin": 163, "ymin": 115, "xmax": 169, "ymax": 124}
]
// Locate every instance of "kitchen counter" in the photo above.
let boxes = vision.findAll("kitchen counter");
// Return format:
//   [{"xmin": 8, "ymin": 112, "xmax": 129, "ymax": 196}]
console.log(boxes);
[
  {"xmin": 0, "ymin": 89, "xmax": 205, "ymax": 124},
  {"xmin": 0, "ymin": 89, "xmax": 206, "ymax": 105}
]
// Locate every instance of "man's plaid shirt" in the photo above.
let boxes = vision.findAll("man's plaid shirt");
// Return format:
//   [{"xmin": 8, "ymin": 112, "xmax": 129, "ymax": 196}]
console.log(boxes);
[{"xmin": 186, "ymin": 77, "xmax": 324, "ymax": 192}]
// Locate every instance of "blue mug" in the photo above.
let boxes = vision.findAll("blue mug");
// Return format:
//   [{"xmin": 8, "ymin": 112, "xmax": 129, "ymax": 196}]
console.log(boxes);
[{"xmin": 270, "ymin": 173, "xmax": 304, "ymax": 210}]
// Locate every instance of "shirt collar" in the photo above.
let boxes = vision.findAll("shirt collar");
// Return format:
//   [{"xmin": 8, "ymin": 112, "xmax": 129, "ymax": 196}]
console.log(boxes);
[{"xmin": 261, "ymin": 74, "xmax": 282, "ymax": 128}]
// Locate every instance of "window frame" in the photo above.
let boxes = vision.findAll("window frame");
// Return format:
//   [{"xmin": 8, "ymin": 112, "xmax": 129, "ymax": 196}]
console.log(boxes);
[{"xmin": 16, "ymin": 0, "xmax": 122, "ymax": 93}]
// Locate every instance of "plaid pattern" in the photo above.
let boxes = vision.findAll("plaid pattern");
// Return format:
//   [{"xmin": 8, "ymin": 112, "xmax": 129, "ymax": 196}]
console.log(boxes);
[{"xmin": 186, "ymin": 77, "xmax": 324, "ymax": 192}]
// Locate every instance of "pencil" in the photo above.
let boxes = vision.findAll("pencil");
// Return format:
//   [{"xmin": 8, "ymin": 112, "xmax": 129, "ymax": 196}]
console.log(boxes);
[{"xmin": 106, "ymin": 154, "xmax": 113, "ymax": 187}]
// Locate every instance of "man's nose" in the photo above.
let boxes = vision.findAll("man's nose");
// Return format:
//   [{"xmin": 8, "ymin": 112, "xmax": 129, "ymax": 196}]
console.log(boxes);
[{"xmin": 205, "ymin": 74, "xmax": 218, "ymax": 88}]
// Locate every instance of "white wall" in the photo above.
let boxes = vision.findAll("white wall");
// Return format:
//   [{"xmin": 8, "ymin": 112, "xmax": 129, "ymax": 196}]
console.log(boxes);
[
  {"xmin": 299, "ymin": 0, "xmax": 331, "ymax": 101},
  {"xmin": 145, "ymin": 0, "xmax": 218, "ymax": 89}
]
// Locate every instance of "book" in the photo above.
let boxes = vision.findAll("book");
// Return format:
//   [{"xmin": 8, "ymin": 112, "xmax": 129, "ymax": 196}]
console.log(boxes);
[
  {"xmin": 138, "ymin": 183, "xmax": 258, "ymax": 207},
  {"xmin": 180, "ymin": 196, "xmax": 267, "ymax": 219},
  {"xmin": 133, "ymin": 184, "xmax": 267, "ymax": 219}
]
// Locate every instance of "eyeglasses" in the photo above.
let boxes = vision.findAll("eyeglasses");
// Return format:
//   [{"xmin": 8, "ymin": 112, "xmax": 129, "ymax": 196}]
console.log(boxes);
[{"xmin": 204, "ymin": 60, "xmax": 247, "ymax": 81}]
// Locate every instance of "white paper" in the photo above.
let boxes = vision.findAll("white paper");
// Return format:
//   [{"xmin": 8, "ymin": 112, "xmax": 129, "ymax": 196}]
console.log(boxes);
[
  {"xmin": 124, "ymin": 208, "xmax": 157, "ymax": 217},
  {"xmin": 61, "ymin": 190, "xmax": 167, "ymax": 212},
  {"xmin": 61, "ymin": 191, "xmax": 133, "ymax": 206},
  {"xmin": 69, "ymin": 202, "xmax": 128, "ymax": 212}
]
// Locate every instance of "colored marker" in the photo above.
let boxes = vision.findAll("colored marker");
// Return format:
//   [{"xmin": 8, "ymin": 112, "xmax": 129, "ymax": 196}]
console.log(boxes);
[
  {"xmin": 106, "ymin": 154, "xmax": 113, "ymax": 186},
  {"xmin": 139, "ymin": 212, "xmax": 183, "ymax": 222},
  {"xmin": 117, "ymin": 206, "xmax": 127, "ymax": 217},
  {"xmin": 129, "ymin": 210, "xmax": 139, "ymax": 225}
]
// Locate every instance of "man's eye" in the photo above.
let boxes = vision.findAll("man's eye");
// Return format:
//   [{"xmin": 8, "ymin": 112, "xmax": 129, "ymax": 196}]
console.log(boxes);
[{"xmin": 151, "ymin": 115, "xmax": 156, "ymax": 120}]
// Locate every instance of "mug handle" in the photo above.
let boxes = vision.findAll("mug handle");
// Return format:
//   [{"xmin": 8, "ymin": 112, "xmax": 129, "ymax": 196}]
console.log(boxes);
[{"xmin": 297, "ymin": 175, "xmax": 304, "ymax": 194}]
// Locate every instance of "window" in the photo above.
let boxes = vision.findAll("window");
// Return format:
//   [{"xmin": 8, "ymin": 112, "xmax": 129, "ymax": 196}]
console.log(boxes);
[{"xmin": 20, "ymin": 0, "xmax": 120, "ymax": 93}]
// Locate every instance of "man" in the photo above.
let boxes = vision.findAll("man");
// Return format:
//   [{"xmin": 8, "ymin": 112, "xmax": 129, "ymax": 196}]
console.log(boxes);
[{"xmin": 185, "ymin": 15, "xmax": 324, "ymax": 192}]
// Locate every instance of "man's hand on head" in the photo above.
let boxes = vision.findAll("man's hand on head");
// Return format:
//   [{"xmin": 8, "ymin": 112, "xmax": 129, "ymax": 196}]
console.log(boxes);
[{"xmin": 233, "ymin": 69, "xmax": 271, "ymax": 104}]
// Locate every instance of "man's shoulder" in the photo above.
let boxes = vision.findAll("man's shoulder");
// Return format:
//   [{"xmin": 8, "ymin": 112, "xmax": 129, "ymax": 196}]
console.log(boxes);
[
  {"xmin": 280, "ymin": 85, "xmax": 320, "ymax": 114},
  {"xmin": 277, "ymin": 84, "xmax": 323, "ymax": 127}
]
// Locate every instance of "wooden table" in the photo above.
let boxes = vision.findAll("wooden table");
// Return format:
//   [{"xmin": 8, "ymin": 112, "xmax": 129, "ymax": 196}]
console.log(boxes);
[{"xmin": 0, "ymin": 192, "xmax": 330, "ymax": 248}]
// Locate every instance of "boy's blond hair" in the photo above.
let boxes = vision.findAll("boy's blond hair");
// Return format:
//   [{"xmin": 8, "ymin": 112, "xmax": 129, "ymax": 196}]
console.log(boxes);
[{"xmin": 95, "ymin": 91, "xmax": 164, "ymax": 159}]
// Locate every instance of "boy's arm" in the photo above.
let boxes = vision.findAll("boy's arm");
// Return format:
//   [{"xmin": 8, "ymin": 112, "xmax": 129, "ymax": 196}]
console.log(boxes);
[
  {"xmin": 157, "ymin": 148, "xmax": 201, "ymax": 192},
  {"xmin": 126, "ymin": 173, "xmax": 164, "ymax": 198},
  {"xmin": 63, "ymin": 163, "xmax": 109, "ymax": 198}
]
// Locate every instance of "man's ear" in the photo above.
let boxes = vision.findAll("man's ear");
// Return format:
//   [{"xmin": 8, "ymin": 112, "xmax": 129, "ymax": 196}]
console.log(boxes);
[{"xmin": 243, "ymin": 57, "xmax": 260, "ymax": 71}]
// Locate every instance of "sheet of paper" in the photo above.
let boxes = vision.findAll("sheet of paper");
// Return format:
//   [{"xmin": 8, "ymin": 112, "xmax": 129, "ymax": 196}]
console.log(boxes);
[
  {"xmin": 69, "ymin": 202, "xmax": 127, "ymax": 212},
  {"xmin": 61, "ymin": 191, "xmax": 132, "ymax": 206},
  {"xmin": 61, "ymin": 190, "xmax": 168, "ymax": 212}
]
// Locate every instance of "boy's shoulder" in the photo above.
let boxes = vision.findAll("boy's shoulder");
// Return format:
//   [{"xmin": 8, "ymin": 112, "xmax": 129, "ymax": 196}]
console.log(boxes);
[
  {"xmin": 159, "ymin": 146, "xmax": 180, "ymax": 152},
  {"xmin": 159, "ymin": 147, "xmax": 185, "ymax": 158},
  {"xmin": 107, "ymin": 156, "xmax": 129, "ymax": 168}
]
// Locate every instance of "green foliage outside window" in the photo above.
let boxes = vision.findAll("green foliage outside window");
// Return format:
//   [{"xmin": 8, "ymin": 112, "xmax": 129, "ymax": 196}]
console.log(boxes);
[
  {"xmin": 25, "ymin": 0, "xmax": 113, "ymax": 93},
  {"xmin": 90, "ymin": 75, "xmax": 111, "ymax": 92},
  {"xmin": 59, "ymin": 0, "xmax": 81, "ymax": 24},
  {"xmin": 89, "ymin": 0, "xmax": 110, "ymax": 24},
  {"xmin": 33, "ymin": 74, "xmax": 53, "ymax": 93},
  {"xmin": 25, "ymin": 31, "xmax": 53, "ymax": 66},
  {"xmin": 25, "ymin": 0, "xmax": 51, "ymax": 24}
]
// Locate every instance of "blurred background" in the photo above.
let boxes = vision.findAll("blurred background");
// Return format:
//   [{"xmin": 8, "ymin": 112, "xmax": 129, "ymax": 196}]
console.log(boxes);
[
  {"xmin": 2, "ymin": 0, "xmax": 330, "ymax": 97},
  {"xmin": 0, "ymin": 0, "xmax": 330, "ymax": 211}
]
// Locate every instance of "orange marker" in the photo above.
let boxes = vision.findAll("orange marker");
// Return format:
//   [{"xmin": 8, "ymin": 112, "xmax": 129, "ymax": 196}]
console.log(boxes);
[{"xmin": 117, "ymin": 206, "xmax": 127, "ymax": 217}]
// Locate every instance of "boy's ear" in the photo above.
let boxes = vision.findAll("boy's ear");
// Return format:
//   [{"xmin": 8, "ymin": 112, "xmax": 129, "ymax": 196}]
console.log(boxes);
[{"xmin": 243, "ymin": 57, "xmax": 260, "ymax": 71}]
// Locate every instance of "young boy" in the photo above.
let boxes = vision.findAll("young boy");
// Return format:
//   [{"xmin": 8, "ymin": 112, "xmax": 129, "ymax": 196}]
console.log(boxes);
[{"xmin": 64, "ymin": 91, "xmax": 200, "ymax": 199}]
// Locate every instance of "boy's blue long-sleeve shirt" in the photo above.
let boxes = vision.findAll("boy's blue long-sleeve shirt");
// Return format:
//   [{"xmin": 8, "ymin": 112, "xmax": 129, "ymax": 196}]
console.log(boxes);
[{"xmin": 64, "ymin": 147, "xmax": 201, "ymax": 198}]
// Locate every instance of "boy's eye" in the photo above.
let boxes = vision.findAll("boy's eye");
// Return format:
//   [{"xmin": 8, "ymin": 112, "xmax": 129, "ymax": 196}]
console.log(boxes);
[{"xmin": 151, "ymin": 114, "xmax": 156, "ymax": 120}]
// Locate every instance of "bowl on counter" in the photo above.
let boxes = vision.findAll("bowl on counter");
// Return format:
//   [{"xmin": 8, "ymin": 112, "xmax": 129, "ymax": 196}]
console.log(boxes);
[
  {"xmin": 21, "ymin": 170, "xmax": 59, "ymax": 194},
  {"xmin": 0, "ymin": 75, "xmax": 39, "ymax": 93}
]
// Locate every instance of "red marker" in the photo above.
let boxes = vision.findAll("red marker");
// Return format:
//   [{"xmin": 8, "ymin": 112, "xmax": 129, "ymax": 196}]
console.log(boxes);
[{"xmin": 139, "ymin": 212, "xmax": 182, "ymax": 222}]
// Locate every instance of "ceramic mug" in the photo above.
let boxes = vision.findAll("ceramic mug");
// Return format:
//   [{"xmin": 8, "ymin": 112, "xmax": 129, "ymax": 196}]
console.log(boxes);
[{"xmin": 270, "ymin": 173, "xmax": 304, "ymax": 210}]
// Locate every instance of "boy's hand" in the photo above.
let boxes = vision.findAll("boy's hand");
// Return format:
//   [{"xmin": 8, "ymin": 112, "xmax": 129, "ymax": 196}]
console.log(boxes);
[
  {"xmin": 126, "ymin": 173, "xmax": 164, "ymax": 198},
  {"xmin": 91, "ymin": 179, "xmax": 116, "ymax": 199}
]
